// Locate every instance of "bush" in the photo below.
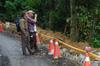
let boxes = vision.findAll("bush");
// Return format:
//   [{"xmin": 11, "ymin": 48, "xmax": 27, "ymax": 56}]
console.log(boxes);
[
  {"xmin": 92, "ymin": 20, "xmax": 100, "ymax": 48},
  {"xmin": 92, "ymin": 36, "xmax": 100, "ymax": 48}
]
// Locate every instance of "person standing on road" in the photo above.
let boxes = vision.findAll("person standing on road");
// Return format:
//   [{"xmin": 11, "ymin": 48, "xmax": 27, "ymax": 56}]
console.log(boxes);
[
  {"xmin": 26, "ymin": 10, "xmax": 38, "ymax": 52},
  {"xmin": 19, "ymin": 11, "xmax": 33, "ymax": 55}
]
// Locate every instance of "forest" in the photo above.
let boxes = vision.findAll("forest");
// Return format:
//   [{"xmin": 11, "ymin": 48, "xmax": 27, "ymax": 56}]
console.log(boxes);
[{"xmin": 0, "ymin": 0, "xmax": 100, "ymax": 48}]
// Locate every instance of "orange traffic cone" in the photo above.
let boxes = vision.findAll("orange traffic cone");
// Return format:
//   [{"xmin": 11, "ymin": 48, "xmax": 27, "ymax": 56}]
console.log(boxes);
[
  {"xmin": 84, "ymin": 53, "xmax": 91, "ymax": 66},
  {"xmin": 48, "ymin": 39, "xmax": 54, "ymax": 55},
  {"xmin": 36, "ymin": 33, "xmax": 41, "ymax": 45},
  {"xmin": 0, "ymin": 23, "xmax": 4, "ymax": 32},
  {"xmin": 53, "ymin": 39, "xmax": 61, "ymax": 59}
]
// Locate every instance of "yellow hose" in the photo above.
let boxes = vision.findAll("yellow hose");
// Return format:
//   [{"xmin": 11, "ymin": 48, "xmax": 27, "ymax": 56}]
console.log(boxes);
[{"xmin": 40, "ymin": 33, "xmax": 100, "ymax": 60}]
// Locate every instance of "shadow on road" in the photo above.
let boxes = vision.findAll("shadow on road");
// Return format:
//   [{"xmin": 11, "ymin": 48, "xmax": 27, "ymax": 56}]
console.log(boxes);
[{"xmin": 0, "ymin": 48, "xmax": 11, "ymax": 66}]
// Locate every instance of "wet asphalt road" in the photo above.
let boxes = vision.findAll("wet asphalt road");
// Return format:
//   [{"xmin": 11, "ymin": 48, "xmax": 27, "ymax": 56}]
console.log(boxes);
[{"xmin": 0, "ymin": 32, "xmax": 55, "ymax": 66}]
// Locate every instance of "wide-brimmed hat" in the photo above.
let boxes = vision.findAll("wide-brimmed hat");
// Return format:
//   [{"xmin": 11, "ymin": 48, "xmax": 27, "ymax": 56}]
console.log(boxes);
[{"xmin": 27, "ymin": 10, "xmax": 35, "ymax": 13}]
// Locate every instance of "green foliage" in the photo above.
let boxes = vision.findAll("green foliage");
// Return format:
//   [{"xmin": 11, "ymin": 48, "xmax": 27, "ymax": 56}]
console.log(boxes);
[
  {"xmin": 76, "ymin": 6, "xmax": 93, "ymax": 41},
  {"xmin": 25, "ymin": 0, "xmax": 41, "ymax": 8},
  {"xmin": 92, "ymin": 36, "xmax": 100, "ymax": 48},
  {"xmin": 0, "ymin": 13, "xmax": 6, "ymax": 20},
  {"xmin": 4, "ymin": 1, "xmax": 16, "ymax": 21},
  {"xmin": 92, "ymin": 20, "xmax": 100, "ymax": 48},
  {"xmin": 4, "ymin": 1, "xmax": 16, "ymax": 11},
  {"xmin": 0, "ymin": 0, "xmax": 100, "ymax": 47}
]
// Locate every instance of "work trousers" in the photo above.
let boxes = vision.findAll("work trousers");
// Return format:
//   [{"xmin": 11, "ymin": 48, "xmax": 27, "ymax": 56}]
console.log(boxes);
[
  {"xmin": 29, "ymin": 32, "xmax": 38, "ymax": 51},
  {"xmin": 21, "ymin": 33, "xmax": 32, "ymax": 55}
]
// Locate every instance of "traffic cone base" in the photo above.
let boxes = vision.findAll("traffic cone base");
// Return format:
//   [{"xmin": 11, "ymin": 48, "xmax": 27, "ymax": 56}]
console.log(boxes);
[
  {"xmin": 48, "ymin": 49, "xmax": 54, "ymax": 55},
  {"xmin": 54, "ymin": 55, "xmax": 62, "ymax": 59},
  {"xmin": 54, "ymin": 56, "xmax": 58, "ymax": 59}
]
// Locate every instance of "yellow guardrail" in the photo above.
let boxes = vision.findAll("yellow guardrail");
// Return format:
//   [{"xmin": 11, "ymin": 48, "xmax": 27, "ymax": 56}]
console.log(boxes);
[{"xmin": 40, "ymin": 33, "xmax": 100, "ymax": 60}]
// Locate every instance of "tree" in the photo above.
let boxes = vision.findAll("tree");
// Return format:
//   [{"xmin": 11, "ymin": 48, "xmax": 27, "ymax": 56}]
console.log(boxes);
[
  {"xmin": 0, "ymin": 0, "xmax": 100, "ymax": 47},
  {"xmin": 70, "ymin": 0, "xmax": 79, "ymax": 41}
]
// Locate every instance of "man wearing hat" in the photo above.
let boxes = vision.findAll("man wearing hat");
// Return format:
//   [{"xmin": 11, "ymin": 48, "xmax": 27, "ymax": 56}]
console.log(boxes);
[
  {"xmin": 26, "ymin": 10, "xmax": 38, "ymax": 52},
  {"xmin": 20, "ymin": 11, "xmax": 34, "ymax": 55}
]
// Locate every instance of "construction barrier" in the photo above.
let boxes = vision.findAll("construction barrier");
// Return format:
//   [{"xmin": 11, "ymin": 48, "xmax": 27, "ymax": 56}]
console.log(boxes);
[
  {"xmin": 3, "ymin": 22, "xmax": 100, "ymax": 60},
  {"xmin": 39, "ymin": 33, "xmax": 100, "ymax": 60}
]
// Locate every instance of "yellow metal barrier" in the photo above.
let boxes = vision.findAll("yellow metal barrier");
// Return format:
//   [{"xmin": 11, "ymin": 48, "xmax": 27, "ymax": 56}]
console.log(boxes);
[{"xmin": 40, "ymin": 33, "xmax": 100, "ymax": 60}]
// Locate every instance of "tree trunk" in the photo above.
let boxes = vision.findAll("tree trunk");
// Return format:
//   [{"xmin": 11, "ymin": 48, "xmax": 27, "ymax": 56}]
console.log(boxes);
[
  {"xmin": 70, "ymin": 0, "xmax": 79, "ymax": 41},
  {"xmin": 48, "ymin": 12, "xmax": 52, "ymax": 29}
]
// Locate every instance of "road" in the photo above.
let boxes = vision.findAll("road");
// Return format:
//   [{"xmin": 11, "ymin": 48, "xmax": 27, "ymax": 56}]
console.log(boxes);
[{"xmin": 0, "ymin": 32, "xmax": 55, "ymax": 66}]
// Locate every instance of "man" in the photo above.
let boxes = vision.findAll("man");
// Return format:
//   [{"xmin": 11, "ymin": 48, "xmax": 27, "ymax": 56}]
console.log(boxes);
[
  {"xmin": 26, "ymin": 10, "xmax": 38, "ymax": 52},
  {"xmin": 20, "ymin": 11, "xmax": 33, "ymax": 55}
]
